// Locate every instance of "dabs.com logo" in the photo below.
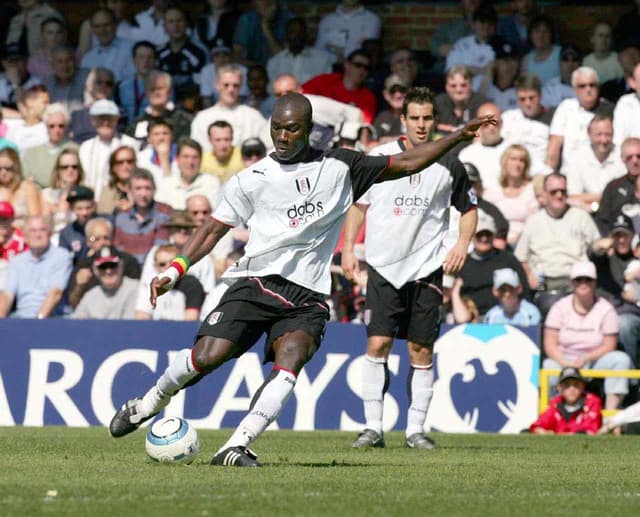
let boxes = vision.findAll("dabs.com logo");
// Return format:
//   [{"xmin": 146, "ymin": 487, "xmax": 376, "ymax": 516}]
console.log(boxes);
[
  {"xmin": 392, "ymin": 195, "xmax": 430, "ymax": 216},
  {"xmin": 426, "ymin": 324, "xmax": 540, "ymax": 434},
  {"xmin": 287, "ymin": 200, "xmax": 325, "ymax": 228}
]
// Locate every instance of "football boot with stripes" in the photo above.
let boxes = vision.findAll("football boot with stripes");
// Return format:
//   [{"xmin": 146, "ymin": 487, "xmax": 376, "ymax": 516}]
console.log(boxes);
[{"xmin": 210, "ymin": 446, "xmax": 261, "ymax": 467}]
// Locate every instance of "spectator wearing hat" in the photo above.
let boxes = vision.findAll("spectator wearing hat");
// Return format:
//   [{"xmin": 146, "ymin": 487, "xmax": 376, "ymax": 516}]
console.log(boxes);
[
  {"xmin": 0, "ymin": 215, "xmax": 72, "ymax": 319},
  {"xmin": 22, "ymin": 103, "xmax": 78, "ymax": 189},
  {"xmin": 72, "ymin": 250, "xmax": 138, "ymax": 320},
  {"xmin": 80, "ymin": 8, "xmax": 134, "ymax": 83},
  {"xmin": 595, "ymin": 138, "xmax": 640, "ymax": 236},
  {"xmin": 201, "ymin": 120, "xmax": 244, "ymax": 184},
  {"xmin": 135, "ymin": 243, "xmax": 205, "ymax": 321},
  {"xmin": 613, "ymin": 62, "xmax": 640, "ymax": 146},
  {"xmin": 0, "ymin": 201, "xmax": 28, "ymax": 290},
  {"xmin": 191, "ymin": 64, "xmax": 267, "ymax": 151},
  {"xmin": 0, "ymin": 43, "xmax": 43, "ymax": 110},
  {"xmin": 240, "ymin": 137, "xmax": 266, "ymax": 167},
  {"xmin": 373, "ymin": 74, "xmax": 407, "ymax": 142},
  {"xmin": 6, "ymin": 1, "xmax": 64, "ymax": 57},
  {"xmin": 458, "ymin": 102, "xmax": 510, "ymax": 191},
  {"xmin": 521, "ymin": 16, "xmax": 560, "ymax": 86},
  {"xmin": 156, "ymin": 138, "xmax": 221, "ymax": 210},
  {"xmin": 113, "ymin": 168, "xmax": 171, "ymax": 266},
  {"xmin": 541, "ymin": 45, "xmax": 581, "ymax": 109},
  {"xmin": 457, "ymin": 212, "xmax": 529, "ymax": 316},
  {"xmin": 117, "ymin": 41, "xmax": 156, "ymax": 124},
  {"xmin": 445, "ymin": 4, "xmax": 498, "ymax": 76},
  {"xmin": 302, "ymin": 49, "xmax": 377, "ymax": 124},
  {"xmin": 583, "ymin": 22, "xmax": 624, "ymax": 86},
  {"xmin": 58, "ymin": 185, "xmax": 97, "ymax": 264},
  {"xmin": 134, "ymin": 209, "xmax": 216, "ymax": 318},
  {"xmin": 484, "ymin": 267, "xmax": 541, "ymax": 325},
  {"xmin": 477, "ymin": 40, "xmax": 520, "ymax": 113},
  {"xmin": 43, "ymin": 45, "xmax": 89, "ymax": 116},
  {"xmin": 79, "ymin": 99, "xmax": 138, "ymax": 200},
  {"xmin": 67, "ymin": 217, "xmax": 141, "ymax": 309},
  {"xmin": 156, "ymin": 6, "xmax": 207, "ymax": 103},
  {"xmin": 543, "ymin": 260, "xmax": 632, "ymax": 413},
  {"xmin": 501, "ymin": 74, "xmax": 554, "ymax": 175},
  {"xmin": 125, "ymin": 71, "xmax": 193, "ymax": 145},
  {"xmin": 196, "ymin": 43, "xmax": 250, "ymax": 109},
  {"xmin": 267, "ymin": 18, "xmax": 334, "ymax": 87},
  {"xmin": 565, "ymin": 114, "xmax": 625, "ymax": 213},
  {"xmin": 529, "ymin": 366, "xmax": 602, "ymax": 435},
  {"xmin": 515, "ymin": 173, "xmax": 600, "ymax": 313},
  {"xmin": 193, "ymin": 0, "xmax": 241, "ymax": 53},
  {"xmin": 546, "ymin": 66, "xmax": 614, "ymax": 173}
]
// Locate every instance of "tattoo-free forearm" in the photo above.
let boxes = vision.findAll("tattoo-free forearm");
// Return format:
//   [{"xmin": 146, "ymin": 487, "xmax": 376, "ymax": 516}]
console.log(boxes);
[
  {"xmin": 458, "ymin": 208, "xmax": 477, "ymax": 248},
  {"xmin": 342, "ymin": 204, "xmax": 367, "ymax": 253}
]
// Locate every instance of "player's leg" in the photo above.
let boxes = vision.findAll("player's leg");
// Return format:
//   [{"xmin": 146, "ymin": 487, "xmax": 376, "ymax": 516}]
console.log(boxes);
[
  {"xmin": 212, "ymin": 329, "xmax": 318, "ymax": 466},
  {"xmin": 109, "ymin": 336, "xmax": 242, "ymax": 438},
  {"xmin": 352, "ymin": 336, "xmax": 393, "ymax": 448},
  {"xmin": 404, "ymin": 270, "xmax": 443, "ymax": 449}
]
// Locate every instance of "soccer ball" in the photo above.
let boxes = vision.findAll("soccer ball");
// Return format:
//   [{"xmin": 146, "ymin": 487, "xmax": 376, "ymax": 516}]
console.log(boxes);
[{"xmin": 145, "ymin": 417, "xmax": 200, "ymax": 464}]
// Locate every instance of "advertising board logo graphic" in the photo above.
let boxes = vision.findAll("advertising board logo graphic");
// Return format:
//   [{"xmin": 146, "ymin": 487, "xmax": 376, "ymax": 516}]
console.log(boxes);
[
  {"xmin": 287, "ymin": 201, "xmax": 324, "ymax": 228},
  {"xmin": 426, "ymin": 324, "xmax": 539, "ymax": 434},
  {"xmin": 296, "ymin": 177, "xmax": 311, "ymax": 194}
]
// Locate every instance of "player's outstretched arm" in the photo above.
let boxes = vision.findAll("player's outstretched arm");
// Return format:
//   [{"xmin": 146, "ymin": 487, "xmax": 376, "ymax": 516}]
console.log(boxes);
[
  {"xmin": 150, "ymin": 218, "xmax": 230, "ymax": 307},
  {"xmin": 380, "ymin": 115, "xmax": 497, "ymax": 181}
]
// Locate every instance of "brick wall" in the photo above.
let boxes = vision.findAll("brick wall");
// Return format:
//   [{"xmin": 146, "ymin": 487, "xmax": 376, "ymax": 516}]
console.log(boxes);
[{"xmin": 52, "ymin": 1, "xmax": 628, "ymax": 55}]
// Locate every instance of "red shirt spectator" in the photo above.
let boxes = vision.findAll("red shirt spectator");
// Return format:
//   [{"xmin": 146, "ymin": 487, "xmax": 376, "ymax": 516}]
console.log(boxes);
[
  {"xmin": 302, "ymin": 50, "xmax": 377, "ymax": 123},
  {"xmin": 0, "ymin": 201, "xmax": 28, "ymax": 261},
  {"xmin": 529, "ymin": 392, "xmax": 602, "ymax": 435}
]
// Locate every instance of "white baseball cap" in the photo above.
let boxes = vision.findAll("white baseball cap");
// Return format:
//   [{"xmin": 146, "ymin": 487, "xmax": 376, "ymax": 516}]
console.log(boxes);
[
  {"xmin": 89, "ymin": 99, "xmax": 120, "ymax": 117},
  {"xmin": 493, "ymin": 268, "xmax": 519, "ymax": 288},
  {"xmin": 570, "ymin": 261, "xmax": 597, "ymax": 280}
]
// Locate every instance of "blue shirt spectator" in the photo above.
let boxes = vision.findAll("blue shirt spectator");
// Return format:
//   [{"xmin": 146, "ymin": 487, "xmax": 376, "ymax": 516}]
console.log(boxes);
[
  {"xmin": 483, "ymin": 268, "xmax": 541, "ymax": 326},
  {"xmin": 484, "ymin": 299, "xmax": 541, "ymax": 326}
]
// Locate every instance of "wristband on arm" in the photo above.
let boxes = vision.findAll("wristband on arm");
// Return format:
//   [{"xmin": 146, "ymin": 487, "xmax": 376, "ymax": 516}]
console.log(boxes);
[{"xmin": 158, "ymin": 254, "xmax": 191, "ymax": 290}]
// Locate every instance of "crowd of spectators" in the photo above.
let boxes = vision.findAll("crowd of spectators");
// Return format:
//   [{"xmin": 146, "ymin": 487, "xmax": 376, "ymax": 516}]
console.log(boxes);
[{"xmin": 2, "ymin": 0, "xmax": 640, "ymax": 423}]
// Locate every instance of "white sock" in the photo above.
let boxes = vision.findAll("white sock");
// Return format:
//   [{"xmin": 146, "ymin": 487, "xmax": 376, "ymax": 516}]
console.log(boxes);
[
  {"xmin": 406, "ymin": 364, "xmax": 434, "ymax": 438},
  {"xmin": 141, "ymin": 348, "xmax": 201, "ymax": 416},
  {"xmin": 362, "ymin": 355, "xmax": 388, "ymax": 434},
  {"xmin": 217, "ymin": 368, "xmax": 296, "ymax": 453}
]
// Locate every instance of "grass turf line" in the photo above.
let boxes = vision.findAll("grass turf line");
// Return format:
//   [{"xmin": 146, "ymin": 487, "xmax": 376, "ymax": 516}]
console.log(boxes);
[{"xmin": 1, "ymin": 428, "xmax": 639, "ymax": 516}]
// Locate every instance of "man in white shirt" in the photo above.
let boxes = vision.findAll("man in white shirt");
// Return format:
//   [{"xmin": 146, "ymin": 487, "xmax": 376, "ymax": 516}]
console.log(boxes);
[
  {"xmin": 196, "ymin": 43, "xmax": 249, "ymax": 108},
  {"xmin": 191, "ymin": 64, "xmax": 267, "ymax": 151},
  {"xmin": 108, "ymin": 91, "xmax": 495, "ymax": 467},
  {"xmin": 545, "ymin": 66, "xmax": 614, "ymax": 172},
  {"xmin": 80, "ymin": 9, "xmax": 135, "ymax": 82},
  {"xmin": 458, "ymin": 102, "xmax": 510, "ymax": 190},
  {"xmin": 565, "ymin": 114, "xmax": 625, "ymax": 212},
  {"xmin": 613, "ymin": 62, "xmax": 640, "ymax": 146},
  {"xmin": 132, "ymin": 0, "xmax": 170, "ymax": 47},
  {"xmin": 501, "ymin": 73, "xmax": 554, "ymax": 175},
  {"xmin": 155, "ymin": 138, "xmax": 221, "ymax": 210},
  {"xmin": 342, "ymin": 86, "xmax": 478, "ymax": 450},
  {"xmin": 79, "ymin": 99, "xmax": 138, "ymax": 199},
  {"xmin": 267, "ymin": 18, "xmax": 334, "ymax": 86},
  {"xmin": 314, "ymin": 0, "xmax": 381, "ymax": 62}
]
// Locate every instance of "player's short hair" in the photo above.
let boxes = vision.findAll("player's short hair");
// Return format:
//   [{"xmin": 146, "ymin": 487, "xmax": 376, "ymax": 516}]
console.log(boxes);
[
  {"xmin": 132, "ymin": 40, "xmax": 156, "ymax": 58},
  {"xmin": 129, "ymin": 167, "xmax": 156, "ymax": 188},
  {"xmin": 207, "ymin": 120, "xmax": 233, "ymax": 136},
  {"xmin": 402, "ymin": 87, "xmax": 437, "ymax": 118},
  {"xmin": 148, "ymin": 117, "xmax": 174, "ymax": 134},
  {"xmin": 514, "ymin": 73, "xmax": 542, "ymax": 93},
  {"xmin": 177, "ymin": 137, "xmax": 202, "ymax": 156},
  {"xmin": 445, "ymin": 65, "xmax": 472, "ymax": 82},
  {"xmin": 274, "ymin": 92, "xmax": 313, "ymax": 131}
]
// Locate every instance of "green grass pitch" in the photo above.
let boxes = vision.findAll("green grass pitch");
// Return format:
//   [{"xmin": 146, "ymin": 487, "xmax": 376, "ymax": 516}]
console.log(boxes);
[{"xmin": 1, "ymin": 427, "xmax": 639, "ymax": 516}]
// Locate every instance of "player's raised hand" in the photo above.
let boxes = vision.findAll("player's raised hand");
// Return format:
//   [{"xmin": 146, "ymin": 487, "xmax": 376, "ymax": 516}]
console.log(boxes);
[
  {"xmin": 341, "ymin": 248, "xmax": 360, "ymax": 282},
  {"xmin": 459, "ymin": 115, "xmax": 497, "ymax": 140},
  {"xmin": 149, "ymin": 276, "xmax": 172, "ymax": 308}
]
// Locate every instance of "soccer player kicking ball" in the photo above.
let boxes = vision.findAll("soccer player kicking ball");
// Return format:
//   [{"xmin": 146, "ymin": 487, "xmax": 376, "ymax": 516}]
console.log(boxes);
[
  {"xmin": 342, "ymin": 87, "xmax": 478, "ymax": 450},
  {"xmin": 109, "ymin": 92, "xmax": 495, "ymax": 467}
]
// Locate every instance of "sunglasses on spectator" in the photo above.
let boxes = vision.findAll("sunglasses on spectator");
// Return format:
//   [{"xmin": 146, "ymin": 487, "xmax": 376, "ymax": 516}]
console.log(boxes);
[
  {"xmin": 548, "ymin": 188, "xmax": 567, "ymax": 196},
  {"xmin": 115, "ymin": 158, "xmax": 136, "ymax": 165},
  {"xmin": 350, "ymin": 60, "xmax": 371, "ymax": 71},
  {"xmin": 623, "ymin": 153, "xmax": 640, "ymax": 162},
  {"xmin": 576, "ymin": 82, "xmax": 598, "ymax": 89},
  {"xmin": 573, "ymin": 276, "xmax": 594, "ymax": 284},
  {"xmin": 497, "ymin": 285, "xmax": 517, "ymax": 294},
  {"xmin": 59, "ymin": 163, "xmax": 79, "ymax": 170},
  {"xmin": 47, "ymin": 123, "xmax": 66, "ymax": 129}
]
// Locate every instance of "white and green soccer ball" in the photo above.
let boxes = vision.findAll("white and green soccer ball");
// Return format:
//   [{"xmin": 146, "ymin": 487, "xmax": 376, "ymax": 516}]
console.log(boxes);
[{"xmin": 145, "ymin": 417, "xmax": 199, "ymax": 464}]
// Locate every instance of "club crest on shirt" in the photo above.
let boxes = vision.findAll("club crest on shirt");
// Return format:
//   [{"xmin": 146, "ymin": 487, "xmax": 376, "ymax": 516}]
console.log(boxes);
[
  {"xmin": 409, "ymin": 174, "xmax": 421, "ymax": 187},
  {"xmin": 364, "ymin": 309, "xmax": 372, "ymax": 326},
  {"xmin": 207, "ymin": 311, "xmax": 223, "ymax": 325},
  {"xmin": 296, "ymin": 177, "xmax": 311, "ymax": 194}
]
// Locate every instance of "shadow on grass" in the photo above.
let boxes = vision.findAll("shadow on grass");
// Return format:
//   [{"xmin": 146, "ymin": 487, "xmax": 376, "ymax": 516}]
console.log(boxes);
[{"xmin": 268, "ymin": 460, "xmax": 372, "ymax": 468}]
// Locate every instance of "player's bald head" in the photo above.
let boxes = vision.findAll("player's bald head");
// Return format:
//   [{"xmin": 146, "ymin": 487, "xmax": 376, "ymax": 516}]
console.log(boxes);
[{"xmin": 273, "ymin": 92, "xmax": 312, "ymax": 130}]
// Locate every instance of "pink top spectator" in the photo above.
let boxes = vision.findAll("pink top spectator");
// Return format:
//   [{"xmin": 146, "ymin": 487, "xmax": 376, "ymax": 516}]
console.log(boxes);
[
  {"xmin": 544, "ymin": 294, "xmax": 619, "ymax": 362},
  {"xmin": 483, "ymin": 183, "xmax": 539, "ymax": 246}
]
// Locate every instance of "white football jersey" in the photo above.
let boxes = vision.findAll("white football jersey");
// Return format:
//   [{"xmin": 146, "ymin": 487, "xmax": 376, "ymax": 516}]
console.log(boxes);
[
  {"xmin": 359, "ymin": 138, "xmax": 477, "ymax": 289},
  {"xmin": 213, "ymin": 148, "xmax": 389, "ymax": 294}
]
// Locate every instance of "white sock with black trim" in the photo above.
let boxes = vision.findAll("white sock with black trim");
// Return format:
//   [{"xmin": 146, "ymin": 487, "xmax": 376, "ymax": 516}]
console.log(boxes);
[
  {"xmin": 362, "ymin": 355, "xmax": 387, "ymax": 434},
  {"xmin": 406, "ymin": 364, "xmax": 434, "ymax": 438},
  {"xmin": 217, "ymin": 367, "xmax": 297, "ymax": 453},
  {"xmin": 141, "ymin": 348, "xmax": 201, "ymax": 416}
]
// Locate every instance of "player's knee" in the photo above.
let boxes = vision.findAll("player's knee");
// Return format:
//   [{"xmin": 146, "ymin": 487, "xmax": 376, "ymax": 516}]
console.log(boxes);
[
  {"xmin": 275, "ymin": 334, "xmax": 316, "ymax": 371},
  {"xmin": 192, "ymin": 337, "xmax": 237, "ymax": 371},
  {"xmin": 367, "ymin": 337, "xmax": 392, "ymax": 358},
  {"xmin": 408, "ymin": 341, "xmax": 433, "ymax": 365}
]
